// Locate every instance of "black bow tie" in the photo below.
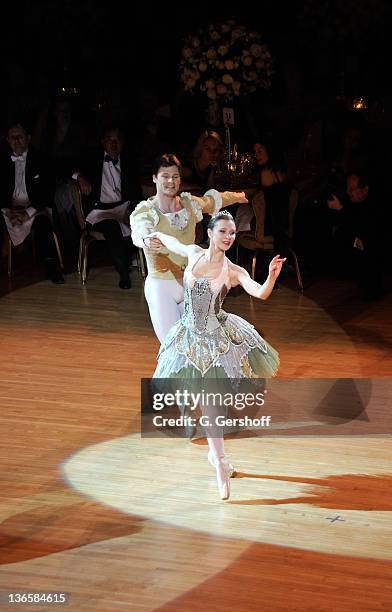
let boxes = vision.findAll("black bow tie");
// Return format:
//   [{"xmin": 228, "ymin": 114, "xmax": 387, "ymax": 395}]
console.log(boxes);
[{"xmin": 104, "ymin": 155, "xmax": 119, "ymax": 166}]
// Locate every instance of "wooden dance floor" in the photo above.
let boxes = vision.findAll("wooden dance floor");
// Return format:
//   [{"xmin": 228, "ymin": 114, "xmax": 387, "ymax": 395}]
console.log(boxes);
[{"xmin": 0, "ymin": 266, "xmax": 391, "ymax": 611}]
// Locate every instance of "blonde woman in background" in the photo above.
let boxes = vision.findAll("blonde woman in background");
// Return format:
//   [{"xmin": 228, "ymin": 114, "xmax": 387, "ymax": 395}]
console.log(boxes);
[{"xmin": 182, "ymin": 130, "xmax": 225, "ymax": 193}]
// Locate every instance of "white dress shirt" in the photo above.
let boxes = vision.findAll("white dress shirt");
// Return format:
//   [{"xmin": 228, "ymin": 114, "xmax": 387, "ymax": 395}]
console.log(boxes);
[
  {"xmin": 100, "ymin": 155, "xmax": 122, "ymax": 204},
  {"xmin": 85, "ymin": 154, "xmax": 131, "ymax": 237},
  {"xmin": 11, "ymin": 150, "xmax": 36, "ymax": 218},
  {"xmin": 2, "ymin": 150, "xmax": 47, "ymax": 245}
]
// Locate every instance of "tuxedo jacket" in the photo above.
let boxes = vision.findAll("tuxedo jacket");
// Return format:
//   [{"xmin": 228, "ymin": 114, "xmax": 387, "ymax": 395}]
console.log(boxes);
[
  {"xmin": 76, "ymin": 148, "xmax": 142, "ymax": 215},
  {"xmin": 0, "ymin": 147, "xmax": 55, "ymax": 211}
]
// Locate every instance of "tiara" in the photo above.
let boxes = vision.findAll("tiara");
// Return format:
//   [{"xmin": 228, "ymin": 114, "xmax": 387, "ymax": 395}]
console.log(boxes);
[{"xmin": 211, "ymin": 209, "xmax": 233, "ymax": 220}]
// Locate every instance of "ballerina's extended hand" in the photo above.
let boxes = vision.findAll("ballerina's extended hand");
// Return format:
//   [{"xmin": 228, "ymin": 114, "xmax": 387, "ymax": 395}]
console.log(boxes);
[{"xmin": 268, "ymin": 255, "xmax": 286, "ymax": 281}]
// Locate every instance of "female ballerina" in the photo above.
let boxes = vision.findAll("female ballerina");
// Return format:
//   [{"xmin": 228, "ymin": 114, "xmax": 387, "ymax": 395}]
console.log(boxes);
[{"xmin": 148, "ymin": 210, "xmax": 285, "ymax": 500}]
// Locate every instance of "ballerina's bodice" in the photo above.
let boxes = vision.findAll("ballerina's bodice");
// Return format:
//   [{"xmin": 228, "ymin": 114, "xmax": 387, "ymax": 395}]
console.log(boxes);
[
  {"xmin": 181, "ymin": 252, "xmax": 230, "ymax": 334},
  {"xmin": 156, "ymin": 251, "xmax": 272, "ymax": 377}
]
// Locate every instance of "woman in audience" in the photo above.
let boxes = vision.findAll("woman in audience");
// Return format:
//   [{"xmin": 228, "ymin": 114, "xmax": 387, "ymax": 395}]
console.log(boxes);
[
  {"xmin": 182, "ymin": 130, "xmax": 225, "ymax": 193},
  {"xmin": 252, "ymin": 140, "xmax": 291, "ymax": 258}
]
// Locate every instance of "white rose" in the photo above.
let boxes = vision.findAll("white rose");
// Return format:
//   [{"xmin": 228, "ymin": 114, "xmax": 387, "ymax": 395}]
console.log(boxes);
[
  {"xmin": 250, "ymin": 43, "xmax": 262, "ymax": 58},
  {"xmin": 207, "ymin": 88, "xmax": 217, "ymax": 99},
  {"xmin": 216, "ymin": 83, "xmax": 228, "ymax": 95},
  {"xmin": 182, "ymin": 47, "xmax": 193, "ymax": 60},
  {"xmin": 222, "ymin": 73, "xmax": 233, "ymax": 84},
  {"xmin": 224, "ymin": 59, "xmax": 234, "ymax": 70},
  {"xmin": 232, "ymin": 27, "xmax": 245, "ymax": 40},
  {"xmin": 218, "ymin": 45, "xmax": 228, "ymax": 56},
  {"xmin": 183, "ymin": 68, "xmax": 193, "ymax": 78}
]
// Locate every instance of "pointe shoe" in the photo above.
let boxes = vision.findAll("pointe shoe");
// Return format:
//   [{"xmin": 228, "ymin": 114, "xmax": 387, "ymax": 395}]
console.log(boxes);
[
  {"xmin": 208, "ymin": 450, "xmax": 236, "ymax": 478},
  {"xmin": 215, "ymin": 460, "xmax": 230, "ymax": 500}
]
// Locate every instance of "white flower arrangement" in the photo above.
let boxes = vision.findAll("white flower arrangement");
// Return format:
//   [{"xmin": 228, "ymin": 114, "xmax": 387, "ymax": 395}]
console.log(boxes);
[{"xmin": 179, "ymin": 20, "xmax": 274, "ymax": 102}]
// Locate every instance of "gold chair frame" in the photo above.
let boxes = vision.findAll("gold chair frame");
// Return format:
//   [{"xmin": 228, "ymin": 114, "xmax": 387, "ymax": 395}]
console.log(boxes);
[
  {"xmin": 69, "ymin": 180, "xmax": 146, "ymax": 284},
  {"xmin": 7, "ymin": 222, "xmax": 63, "ymax": 278}
]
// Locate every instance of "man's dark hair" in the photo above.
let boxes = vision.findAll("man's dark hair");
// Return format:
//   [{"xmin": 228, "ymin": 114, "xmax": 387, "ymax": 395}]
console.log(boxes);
[
  {"xmin": 152, "ymin": 153, "xmax": 181, "ymax": 175},
  {"xmin": 100, "ymin": 125, "xmax": 123, "ymax": 140},
  {"xmin": 5, "ymin": 120, "xmax": 30, "ymax": 136}
]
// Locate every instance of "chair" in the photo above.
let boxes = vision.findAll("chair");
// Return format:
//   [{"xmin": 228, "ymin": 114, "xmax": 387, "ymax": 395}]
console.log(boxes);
[
  {"xmin": 136, "ymin": 244, "xmax": 147, "ymax": 278},
  {"xmin": 236, "ymin": 188, "xmax": 303, "ymax": 291},
  {"xmin": 7, "ymin": 218, "xmax": 64, "ymax": 278},
  {"xmin": 68, "ymin": 180, "xmax": 146, "ymax": 284}
]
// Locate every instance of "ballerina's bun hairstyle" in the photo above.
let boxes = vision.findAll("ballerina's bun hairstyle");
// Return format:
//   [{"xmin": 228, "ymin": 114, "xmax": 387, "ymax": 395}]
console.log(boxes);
[{"xmin": 207, "ymin": 209, "xmax": 235, "ymax": 230}]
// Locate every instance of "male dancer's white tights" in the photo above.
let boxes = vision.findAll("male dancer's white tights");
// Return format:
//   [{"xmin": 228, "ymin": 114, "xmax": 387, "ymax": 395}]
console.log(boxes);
[{"xmin": 144, "ymin": 276, "xmax": 184, "ymax": 343}]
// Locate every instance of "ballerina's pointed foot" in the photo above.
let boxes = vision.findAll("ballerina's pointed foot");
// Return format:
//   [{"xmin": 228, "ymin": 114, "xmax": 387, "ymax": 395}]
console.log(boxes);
[
  {"xmin": 207, "ymin": 451, "xmax": 232, "ymax": 500},
  {"xmin": 215, "ymin": 459, "xmax": 230, "ymax": 500},
  {"xmin": 208, "ymin": 450, "xmax": 236, "ymax": 478},
  {"xmin": 225, "ymin": 462, "xmax": 236, "ymax": 478}
]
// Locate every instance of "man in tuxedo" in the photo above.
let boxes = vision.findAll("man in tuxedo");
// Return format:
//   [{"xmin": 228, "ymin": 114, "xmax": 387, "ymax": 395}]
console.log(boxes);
[
  {"xmin": 0, "ymin": 122, "xmax": 64, "ymax": 283},
  {"xmin": 73, "ymin": 126, "xmax": 141, "ymax": 289}
]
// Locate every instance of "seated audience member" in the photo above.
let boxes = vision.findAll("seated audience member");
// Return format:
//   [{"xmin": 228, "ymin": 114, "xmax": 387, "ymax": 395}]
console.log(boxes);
[
  {"xmin": 325, "ymin": 172, "xmax": 386, "ymax": 299},
  {"xmin": 182, "ymin": 129, "xmax": 225, "ymax": 193},
  {"xmin": 302, "ymin": 170, "xmax": 386, "ymax": 298},
  {"xmin": 252, "ymin": 140, "xmax": 291, "ymax": 258},
  {"xmin": 0, "ymin": 121, "xmax": 64, "ymax": 283},
  {"xmin": 72, "ymin": 126, "xmax": 142, "ymax": 289},
  {"xmin": 182, "ymin": 129, "xmax": 225, "ymax": 243}
]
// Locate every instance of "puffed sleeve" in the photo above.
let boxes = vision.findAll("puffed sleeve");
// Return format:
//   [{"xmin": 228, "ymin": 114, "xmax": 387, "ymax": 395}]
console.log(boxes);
[
  {"xmin": 186, "ymin": 189, "xmax": 243, "ymax": 217},
  {"xmin": 130, "ymin": 201, "xmax": 159, "ymax": 248}
]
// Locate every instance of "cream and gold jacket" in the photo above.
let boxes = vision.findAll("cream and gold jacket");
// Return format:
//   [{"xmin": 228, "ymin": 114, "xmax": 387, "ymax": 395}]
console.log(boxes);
[{"xmin": 130, "ymin": 189, "xmax": 240, "ymax": 279}]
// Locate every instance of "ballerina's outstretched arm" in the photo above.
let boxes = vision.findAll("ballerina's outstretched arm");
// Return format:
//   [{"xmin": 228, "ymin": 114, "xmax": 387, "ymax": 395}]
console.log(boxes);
[{"xmin": 231, "ymin": 254, "xmax": 286, "ymax": 300}]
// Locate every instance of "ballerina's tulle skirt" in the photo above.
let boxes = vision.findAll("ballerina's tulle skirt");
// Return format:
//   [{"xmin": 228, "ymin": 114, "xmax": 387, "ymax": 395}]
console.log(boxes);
[
  {"xmin": 159, "ymin": 343, "xmax": 279, "ymax": 380},
  {"xmin": 152, "ymin": 343, "xmax": 280, "ymax": 406}
]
